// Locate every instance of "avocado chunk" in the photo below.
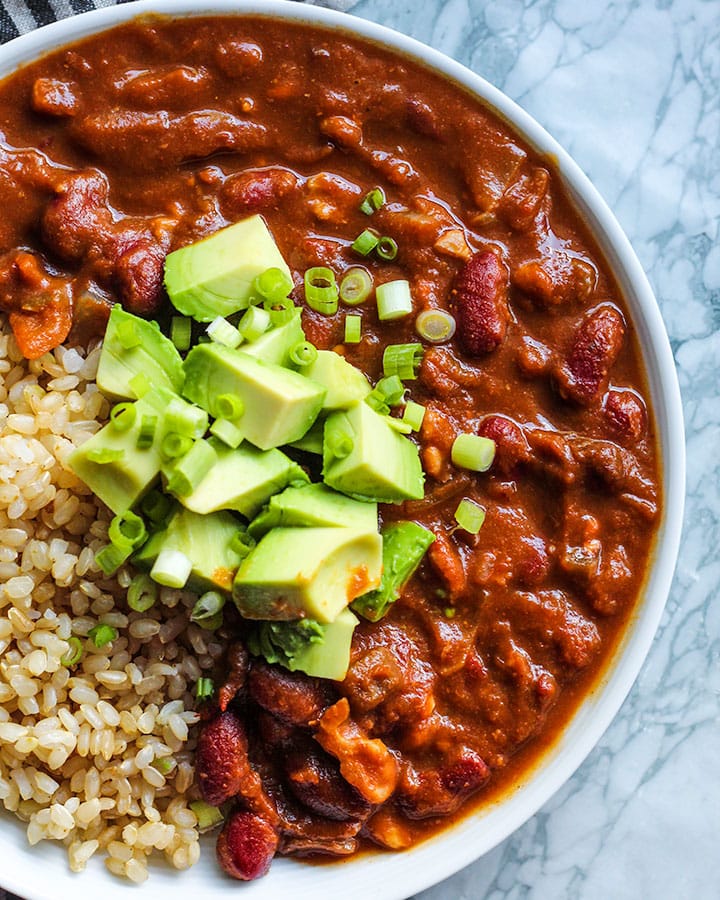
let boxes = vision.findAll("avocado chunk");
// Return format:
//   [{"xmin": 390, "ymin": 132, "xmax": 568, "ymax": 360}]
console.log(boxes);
[
  {"xmin": 180, "ymin": 438, "xmax": 308, "ymax": 519},
  {"xmin": 323, "ymin": 401, "xmax": 425, "ymax": 503},
  {"xmin": 97, "ymin": 305, "xmax": 185, "ymax": 401},
  {"xmin": 301, "ymin": 350, "xmax": 371, "ymax": 412},
  {"xmin": 247, "ymin": 608, "xmax": 359, "ymax": 681},
  {"xmin": 240, "ymin": 309, "xmax": 305, "ymax": 367},
  {"xmin": 233, "ymin": 527, "xmax": 382, "ymax": 623},
  {"xmin": 133, "ymin": 508, "xmax": 245, "ymax": 594},
  {"xmin": 164, "ymin": 216, "xmax": 293, "ymax": 322},
  {"xmin": 352, "ymin": 521, "xmax": 435, "ymax": 622},
  {"xmin": 288, "ymin": 417, "xmax": 324, "ymax": 455},
  {"xmin": 248, "ymin": 483, "xmax": 377, "ymax": 539},
  {"xmin": 182, "ymin": 343, "xmax": 326, "ymax": 450}
]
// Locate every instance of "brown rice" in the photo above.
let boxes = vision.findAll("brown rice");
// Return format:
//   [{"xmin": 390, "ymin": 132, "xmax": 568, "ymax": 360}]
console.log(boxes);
[{"xmin": 0, "ymin": 317, "xmax": 219, "ymax": 882}]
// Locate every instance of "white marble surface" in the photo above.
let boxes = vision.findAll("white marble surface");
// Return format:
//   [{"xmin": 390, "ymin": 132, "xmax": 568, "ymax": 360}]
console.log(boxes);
[{"xmin": 319, "ymin": 0, "xmax": 716, "ymax": 897}]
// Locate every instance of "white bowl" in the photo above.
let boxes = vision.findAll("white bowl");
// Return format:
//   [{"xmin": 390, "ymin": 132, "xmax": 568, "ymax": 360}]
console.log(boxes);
[{"xmin": 0, "ymin": 2, "xmax": 685, "ymax": 898}]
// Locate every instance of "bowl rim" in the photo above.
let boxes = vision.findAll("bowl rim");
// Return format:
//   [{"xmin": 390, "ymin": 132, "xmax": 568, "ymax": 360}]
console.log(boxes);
[{"xmin": 0, "ymin": 2, "xmax": 685, "ymax": 899}]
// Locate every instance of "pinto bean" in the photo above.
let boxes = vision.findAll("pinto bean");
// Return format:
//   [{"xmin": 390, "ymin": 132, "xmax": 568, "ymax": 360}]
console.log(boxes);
[
  {"xmin": 216, "ymin": 811, "xmax": 278, "ymax": 881},
  {"xmin": 248, "ymin": 661, "xmax": 334, "ymax": 727},
  {"xmin": 603, "ymin": 389, "xmax": 647, "ymax": 443},
  {"xmin": 477, "ymin": 415, "xmax": 530, "ymax": 476},
  {"xmin": 219, "ymin": 167, "xmax": 299, "ymax": 217},
  {"xmin": 452, "ymin": 250, "xmax": 509, "ymax": 355},
  {"xmin": 554, "ymin": 304, "xmax": 625, "ymax": 405},
  {"xmin": 196, "ymin": 710, "xmax": 250, "ymax": 807}
]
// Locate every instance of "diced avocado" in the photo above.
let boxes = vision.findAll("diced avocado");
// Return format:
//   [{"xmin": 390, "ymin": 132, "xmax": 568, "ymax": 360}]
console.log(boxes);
[
  {"xmin": 97, "ymin": 305, "xmax": 185, "ymax": 401},
  {"xmin": 248, "ymin": 483, "xmax": 377, "ymax": 539},
  {"xmin": 240, "ymin": 309, "xmax": 305, "ymax": 367},
  {"xmin": 247, "ymin": 608, "xmax": 359, "ymax": 681},
  {"xmin": 301, "ymin": 350, "xmax": 371, "ymax": 412},
  {"xmin": 133, "ymin": 508, "xmax": 245, "ymax": 594},
  {"xmin": 164, "ymin": 216, "xmax": 292, "ymax": 322},
  {"xmin": 288, "ymin": 417, "xmax": 324, "ymax": 455},
  {"xmin": 323, "ymin": 401, "xmax": 425, "ymax": 503},
  {"xmin": 183, "ymin": 343, "xmax": 326, "ymax": 450},
  {"xmin": 233, "ymin": 527, "xmax": 382, "ymax": 623},
  {"xmin": 352, "ymin": 521, "xmax": 435, "ymax": 622},
  {"xmin": 180, "ymin": 438, "xmax": 308, "ymax": 519}
]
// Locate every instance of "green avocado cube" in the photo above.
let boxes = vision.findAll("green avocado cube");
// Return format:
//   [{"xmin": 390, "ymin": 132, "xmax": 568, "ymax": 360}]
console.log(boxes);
[
  {"xmin": 248, "ymin": 483, "xmax": 377, "ymax": 539},
  {"xmin": 301, "ymin": 350, "xmax": 371, "ymax": 412},
  {"xmin": 180, "ymin": 438, "xmax": 308, "ymax": 519},
  {"xmin": 233, "ymin": 527, "xmax": 383, "ymax": 623},
  {"xmin": 289, "ymin": 608, "xmax": 359, "ymax": 680},
  {"xmin": 182, "ymin": 343, "xmax": 326, "ymax": 450},
  {"xmin": 164, "ymin": 216, "xmax": 293, "ymax": 322},
  {"xmin": 323, "ymin": 401, "xmax": 425, "ymax": 503},
  {"xmin": 240, "ymin": 309, "xmax": 305, "ymax": 367},
  {"xmin": 97, "ymin": 305, "xmax": 185, "ymax": 401}
]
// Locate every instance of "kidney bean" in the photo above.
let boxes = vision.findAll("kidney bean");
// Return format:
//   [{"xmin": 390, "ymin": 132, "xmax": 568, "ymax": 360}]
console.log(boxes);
[
  {"xmin": 112, "ymin": 237, "xmax": 166, "ymax": 317},
  {"xmin": 603, "ymin": 389, "xmax": 647, "ymax": 443},
  {"xmin": 398, "ymin": 747, "xmax": 489, "ymax": 819},
  {"xmin": 477, "ymin": 415, "xmax": 530, "ymax": 476},
  {"xmin": 248, "ymin": 661, "xmax": 335, "ymax": 727},
  {"xmin": 452, "ymin": 250, "xmax": 510, "ymax": 355},
  {"xmin": 219, "ymin": 167, "xmax": 300, "ymax": 217},
  {"xmin": 284, "ymin": 742, "xmax": 371, "ymax": 822},
  {"xmin": 195, "ymin": 709, "xmax": 251, "ymax": 807},
  {"xmin": 41, "ymin": 171, "xmax": 111, "ymax": 262},
  {"xmin": 216, "ymin": 811, "xmax": 278, "ymax": 881},
  {"xmin": 554, "ymin": 303, "xmax": 625, "ymax": 405}
]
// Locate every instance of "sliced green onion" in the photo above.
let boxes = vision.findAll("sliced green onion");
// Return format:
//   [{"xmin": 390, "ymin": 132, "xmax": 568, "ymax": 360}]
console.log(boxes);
[
  {"xmin": 108, "ymin": 510, "xmax": 147, "ymax": 550},
  {"xmin": 326, "ymin": 431, "xmax": 354, "ymax": 459},
  {"xmin": 109, "ymin": 402, "xmax": 137, "ymax": 433},
  {"xmin": 136, "ymin": 415, "xmax": 157, "ymax": 450},
  {"xmin": 262, "ymin": 296, "xmax": 296, "ymax": 325},
  {"xmin": 207, "ymin": 316, "xmax": 242, "ymax": 348},
  {"xmin": 151, "ymin": 548, "xmax": 193, "ymax": 589},
  {"xmin": 165, "ymin": 399, "xmax": 209, "ymax": 439},
  {"xmin": 161, "ymin": 431, "xmax": 194, "ymax": 460},
  {"xmin": 376, "ymin": 280, "xmax": 413, "ymax": 321},
  {"xmin": 191, "ymin": 591, "xmax": 226, "ymax": 624},
  {"xmin": 213, "ymin": 393, "xmax": 244, "ymax": 422},
  {"xmin": 339, "ymin": 267, "xmax": 373, "ymax": 306},
  {"xmin": 451, "ymin": 434, "xmax": 496, "ymax": 472},
  {"xmin": 402, "ymin": 400, "xmax": 426, "ymax": 432},
  {"xmin": 385, "ymin": 416, "xmax": 413, "ymax": 434},
  {"xmin": 454, "ymin": 498, "xmax": 486, "ymax": 534},
  {"xmin": 199, "ymin": 611, "xmax": 223, "ymax": 631},
  {"xmin": 129, "ymin": 372, "xmax": 151, "ymax": 398},
  {"xmin": 116, "ymin": 319, "xmax": 140, "ymax": 350},
  {"xmin": 140, "ymin": 490, "xmax": 173, "ymax": 526},
  {"xmin": 365, "ymin": 394, "xmax": 390, "ymax": 416},
  {"xmin": 359, "ymin": 187, "xmax": 385, "ymax": 215},
  {"xmin": 209, "ymin": 417, "xmax": 244, "ymax": 449},
  {"xmin": 171, "ymin": 316, "xmax": 192, "ymax": 351},
  {"xmin": 229, "ymin": 530, "xmax": 256, "ymax": 558},
  {"xmin": 376, "ymin": 375, "xmax": 405, "ymax": 406},
  {"xmin": 416, "ymin": 309, "xmax": 457, "ymax": 343},
  {"xmin": 88, "ymin": 624, "xmax": 118, "ymax": 648},
  {"xmin": 289, "ymin": 341, "xmax": 318, "ymax": 367},
  {"xmin": 376, "ymin": 236, "xmax": 398, "ymax": 261},
  {"xmin": 153, "ymin": 757, "xmax": 175, "ymax": 775},
  {"xmin": 444, "ymin": 607, "xmax": 456, "ymax": 618},
  {"xmin": 86, "ymin": 447, "xmax": 125, "ymax": 464},
  {"xmin": 254, "ymin": 267, "xmax": 293, "ymax": 303},
  {"xmin": 95, "ymin": 542, "xmax": 132, "ymax": 576},
  {"xmin": 165, "ymin": 438, "xmax": 217, "ymax": 497},
  {"xmin": 196, "ymin": 677, "xmax": 214, "ymax": 700},
  {"xmin": 344, "ymin": 314, "xmax": 362, "ymax": 344},
  {"xmin": 127, "ymin": 573, "xmax": 158, "ymax": 613},
  {"xmin": 351, "ymin": 228, "xmax": 380, "ymax": 256},
  {"xmin": 238, "ymin": 305, "xmax": 271, "ymax": 342},
  {"xmin": 189, "ymin": 800, "xmax": 224, "ymax": 832},
  {"xmin": 304, "ymin": 267, "xmax": 339, "ymax": 315},
  {"xmin": 382, "ymin": 342, "xmax": 423, "ymax": 380},
  {"xmin": 61, "ymin": 636, "xmax": 83, "ymax": 667}
]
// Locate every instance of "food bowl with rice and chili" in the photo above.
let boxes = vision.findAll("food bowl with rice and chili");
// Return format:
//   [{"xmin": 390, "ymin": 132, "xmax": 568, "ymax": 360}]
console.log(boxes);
[{"xmin": 0, "ymin": 2, "xmax": 684, "ymax": 899}]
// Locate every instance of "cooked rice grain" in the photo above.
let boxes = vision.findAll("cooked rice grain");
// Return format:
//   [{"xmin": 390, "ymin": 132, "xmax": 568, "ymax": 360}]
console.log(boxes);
[{"xmin": 0, "ymin": 320, "xmax": 212, "ymax": 878}]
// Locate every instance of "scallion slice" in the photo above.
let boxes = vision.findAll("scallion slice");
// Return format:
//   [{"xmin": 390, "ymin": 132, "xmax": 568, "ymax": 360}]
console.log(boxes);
[
  {"xmin": 209, "ymin": 417, "xmax": 244, "ymax": 449},
  {"xmin": 86, "ymin": 447, "xmax": 125, "ymax": 464},
  {"xmin": 108, "ymin": 510, "xmax": 147, "ymax": 550},
  {"xmin": 262, "ymin": 296, "xmax": 296, "ymax": 325},
  {"xmin": 451, "ymin": 434, "xmax": 496, "ymax": 472},
  {"xmin": 136, "ymin": 415, "xmax": 157, "ymax": 450},
  {"xmin": 165, "ymin": 399, "xmax": 208, "ymax": 439},
  {"xmin": 289, "ymin": 341, "xmax": 318, "ymax": 367},
  {"xmin": 191, "ymin": 591, "xmax": 226, "ymax": 625},
  {"xmin": 254, "ymin": 267, "xmax": 293, "ymax": 303},
  {"xmin": 375, "ymin": 375, "xmax": 405, "ymax": 406},
  {"xmin": 189, "ymin": 800, "xmax": 224, "ymax": 832},
  {"xmin": 154, "ymin": 757, "xmax": 175, "ymax": 775},
  {"xmin": 229, "ymin": 529, "xmax": 256, "ymax": 558},
  {"xmin": 94, "ymin": 542, "xmax": 132, "ymax": 576},
  {"xmin": 382, "ymin": 342, "xmax": 423, "ymax": 380},
  {"xmin": 150, "ymin": 548, "xmax": 193, "ymax": 589},
  {"xmin": 376, "ymin": 236, "xmax": 398, "ymax": 261},
  {"xmin": 127, "ymin": 573, "xmax": 158, "ymax": 613},
  {"xmin": 402, "ymin": 400, "xmax": 426, "ymax": 432},
  {"xmin": 206, "ymin": 316, "xmax": 242, "ymax": 349},
  {"xmin": 171, "ymin": 316, "xmax": 192, "ymax": 351},
  {"xmin": 196, "ymin": 677, "xmax": 214, "ymax": 700},
  {"xmin": 161, "ymin": 431, "xmax": 194, "ymax": 460},
  {"xmin": 351, "ymin": 228, "xmax": 380, "ymax": 256},
  {"xmin": 359, "ymin": 187, "xmax": 386, "ymax": 215},
  {"xmin": 140, "ymin": 490, "xmax": 173, "ymax": 526},
  {"xmin": 165, "ymin": 439, "xmax": 217, "ymax": 497},
  {"xmin": 88, "ymin": 624, "xmax": 118, "ymax": 648},
  {"xmin": 60, "ymin": 636, "xmax": 83, "ymax": 668},
  {"xmin": 109, "ymin": 402, "xmax": 137, "ymax": 433},
  {"xmin": 344, "ymin": 314, "xmax": 362, "ymax": 344},
  {"xmin": 339, "ymin": 267, "xmax": 373, "ymax": 306},
  {"xmin": 385, "ymin": 416, "xmax": 413, "ymax": 434},
  {"xmin": 454, "ymin": 498, "xmax": 486, "ymax": 534},
  {"xmin": 238, "ymin": 305, "xmax": 271, "ymax": 342},
  {"xmin": 304, "ymin": 267, "xmax": 339, "ymax": 315},
  {"xmin": 416, "ymin": 309, "xmax": 457, "ymax": 343},
  {"xmin": 376, "ymin": 280, "xmax": 413, "ymax": 321},
  {"xmin": 213, "ymin": 393, "xmax": 244, "ymax": 422}
]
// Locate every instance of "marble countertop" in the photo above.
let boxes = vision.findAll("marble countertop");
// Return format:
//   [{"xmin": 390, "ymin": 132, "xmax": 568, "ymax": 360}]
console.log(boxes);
[{"xmin": 0, "ymin": 0, "xmax": 717, "ymax": 898}]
